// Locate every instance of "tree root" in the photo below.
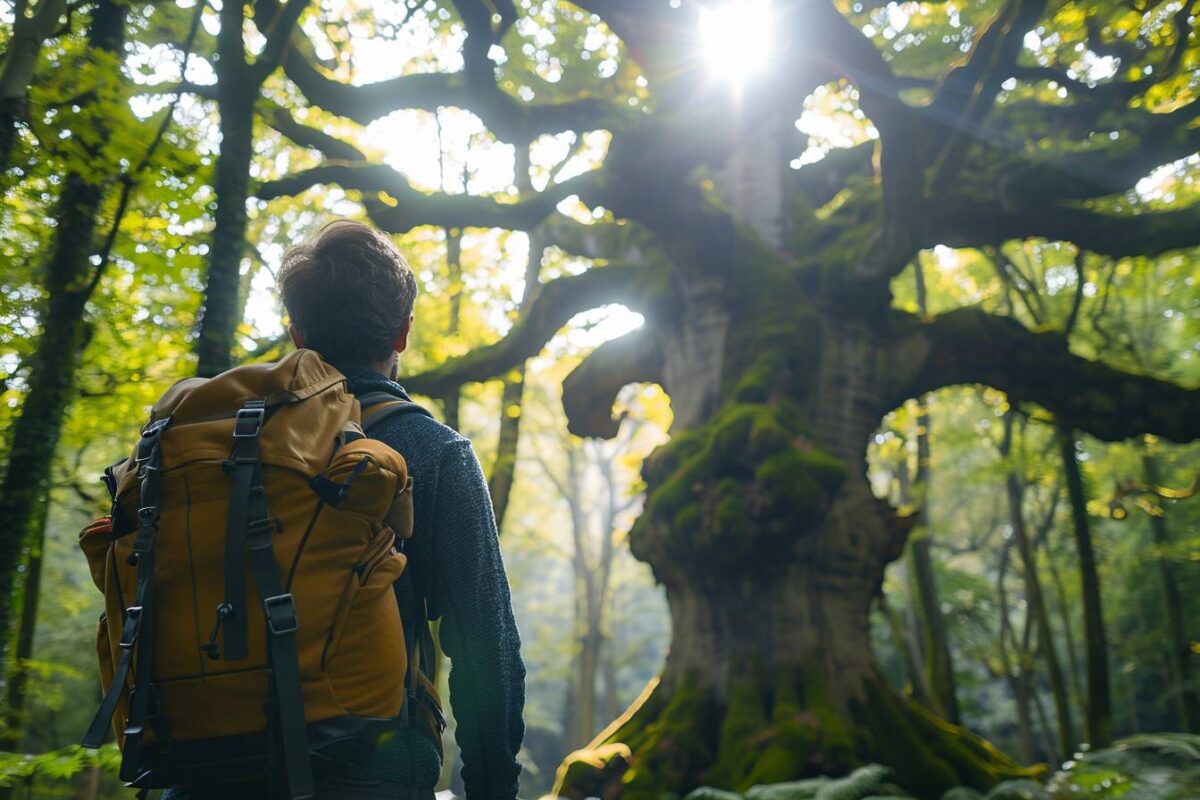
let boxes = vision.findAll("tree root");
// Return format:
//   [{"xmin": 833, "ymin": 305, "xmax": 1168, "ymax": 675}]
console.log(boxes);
[{"xmin": 554, "ymin": 667, "xmax": 1043, "ymax": 800}]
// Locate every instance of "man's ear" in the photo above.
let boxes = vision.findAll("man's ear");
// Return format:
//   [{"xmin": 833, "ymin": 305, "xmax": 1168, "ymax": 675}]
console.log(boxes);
[
  {"xmin": 288, "ymin": 323, "xmax": 305, "ymax": 350},
  {"xmin": 392, "ymin": 317, "xmax": 413, "ymax": 354}
]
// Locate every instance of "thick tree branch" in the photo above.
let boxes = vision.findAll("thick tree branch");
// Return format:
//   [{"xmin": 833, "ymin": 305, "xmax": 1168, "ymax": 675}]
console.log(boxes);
[
  {"xmin": 262, "ymin": 103, "xmax": 365, "ymax": 161},
  {"xmin": 790, "ymin": 1, "xmax": 926, "ymax": 278},
  {"xmin": 889, "ymin": 308, "xmax": 1200, "ymax": 443},
  {"xmin": 931, "ymin": 200, "xmax": 1200, "ymax": 259},
  {"xmin": 926, "ymin": 0, "xmax": 1049, "ymax": 193},
  {"xmin": 1005, "ymin": 99, "xmax": 1200, "ymax": 201},
  {"xmin": 280, "ymin": 39, "xmax": 628, "ymax": 141},
  {"xmin": 252, "ymin": 0, "xmax": 312, "ymax": 82},
  {"xmin": 402, "ymin": 264, "xmax": 654, "ymax": 397},
  {"xmin": 255, "ymin": 160, "xmax": 605, "ymax": 232},
  {"xmin": 562, "ymin": 325, "xmax": 664, "ymax": 439}
]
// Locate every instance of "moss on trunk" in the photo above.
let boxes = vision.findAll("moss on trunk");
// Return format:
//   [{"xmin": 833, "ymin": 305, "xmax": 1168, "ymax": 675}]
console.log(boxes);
[{"xmin": 555, "ymin": 667, "xmax": 1039, "ymax": 800}]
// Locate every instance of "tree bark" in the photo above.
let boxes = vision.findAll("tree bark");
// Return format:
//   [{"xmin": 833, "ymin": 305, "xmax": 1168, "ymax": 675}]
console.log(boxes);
[
  {"xmin": 907, "ymin": 404, "xmax": 961, "ymax": 724},
  {"xmin": 487, "ymin": 144, "xmax": 543, "ymax": 529},
  {"xmin": 194, "ymin": 0, "xmax": 308, "ymax": 376},
  {"xmin": 1001, "ymin": 413, "xmax": 1074, "ymax": 760},
  {"xmin": 0, "ymin": 0, "xmax": 127, "ymax": 665},
  {"xmin": 488, "ymin": 373, "xmax": 523, "ymax": 527},
  {"xmin": 195, "ymin": 90, "xmax": 255, "ymax": 377},
  {"xmin": 557, "ymin": 307, "xmax": 1032, "ymax": 799},
  {"xmin": 1141, "ymin": 449, "xmax": 1200, "ymax": 733},
  {"xmin": 0, "ymin": 0, "xmax": 68, "ymax": 177},
  {"xmin": 995, "ymin": 537, "xmax": 1035, "ymax": 763},
  {"xmin": 0, "ymin": 500, "xmax": 48, "ymax": 757},
  {"xmin": 1057, "ymin": 428, "xmax": 1111, "ymax": 746}
]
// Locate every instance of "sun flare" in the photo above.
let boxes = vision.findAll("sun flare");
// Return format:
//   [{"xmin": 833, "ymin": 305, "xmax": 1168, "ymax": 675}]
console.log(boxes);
[{"xmin": 698, "ymin": 0, "xmax": 775, "ymax": 86}]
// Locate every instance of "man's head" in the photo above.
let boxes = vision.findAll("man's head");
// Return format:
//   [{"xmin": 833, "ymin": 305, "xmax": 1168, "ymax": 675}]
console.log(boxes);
[{"xmin": 279, "ymin": 220, "xmax": 418, "ymax": 376}]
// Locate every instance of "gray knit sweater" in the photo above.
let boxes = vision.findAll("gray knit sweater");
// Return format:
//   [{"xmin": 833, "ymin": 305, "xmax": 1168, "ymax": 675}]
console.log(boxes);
[{"xmin": 337, "ymin": 368, "xmax": 526, "ymax": 798}]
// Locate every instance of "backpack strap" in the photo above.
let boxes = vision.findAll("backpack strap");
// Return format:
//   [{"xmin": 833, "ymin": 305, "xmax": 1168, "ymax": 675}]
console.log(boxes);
[
  {"xmin": 358, "ymin": 391, "xmax": 433, "ymax": 433},
  {"xmin": 223, "ymin": 400, "xmax": 314, "ymax": 799},
  {"xmin": 83, "ymin": 417, "xmax": 169, "ymax": 767}
]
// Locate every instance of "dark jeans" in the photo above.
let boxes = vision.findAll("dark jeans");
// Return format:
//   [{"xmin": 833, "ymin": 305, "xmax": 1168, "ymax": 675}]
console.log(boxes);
[{"xmin": 162, "ymin": 775, "xmax": 437, "ymax": 800}]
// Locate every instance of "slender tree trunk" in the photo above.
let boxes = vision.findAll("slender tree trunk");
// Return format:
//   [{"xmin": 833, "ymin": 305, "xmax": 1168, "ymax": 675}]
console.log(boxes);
[
  {"xmin": 907, "ymin": 258, "xmax": 959, "ymax": 724},
  {"xmin": 0, "ymin": 0, "xmax": 68, "ymax": 177},
  {"xmin": 907, "ymin": 406, "xmax": 959, "ymax": 723},
  {"xmin": 1046, "ymin": 553, "xmax": 1086, "ymax": 712},
  {"xmin": 0, "ymin": 0, "xmax": 126, "ymax": 725},
  {"xmin": 487, "ymin": 145, "xmax": 543, "ymax": 528},
  {"xmin": 195, "ymin": 89, "xmax": 254, "ymax": 377},
  {"xmin": 996, "ymin": 538, "xmax": 1035, "ymax": 763},
  {"xmin": 1141, "ymin": 450, "xmax": 1200, "ymax": 733},
  {"xmin": 0, "ymin": 501, "xmax": 48, "ymax": 755},
  {"xmin": 73, "ymin": 764, "xmax": 101, "ymax": 800},
  {"xmin": 1003, "ymin": 414, "xmax": 1074, "ymax": 759},
  {"xmin": 893, "ymin": 461, "xmax": 935, "ymax": 709},
  {"xmin": 602, "ymin": 643, "xmax": 619, "ymax": 722},
  {"xmin": 1057, "ymin": 428, "xmax": 1111, "ymax": 746},
  {"xmin": 488, "ymin": 374, "xmax": 522, "ymax": 525},
  {"xmin": 881, "ymin": 596, "xmax": 926, "ymax": 705},
  {"xmin": 438, "ymin": 227, "xmax": 463, "ymax": 430}
]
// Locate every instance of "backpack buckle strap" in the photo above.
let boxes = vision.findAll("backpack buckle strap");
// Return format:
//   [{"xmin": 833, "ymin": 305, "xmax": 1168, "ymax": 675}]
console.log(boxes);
[
  {"xmin": 263, "ymin": 594, "xmax": 299, "ymax": 636},
  {"xmin": 232, "ymin": 403, "xmax": 266, "ymax": 438},
  {"xmin": 117, "ymin": 607, "xmax": 142, "ymax": 649},
  {"xmin": 222, "ymin": 402, "xmax": 267, "ymax": 662}
]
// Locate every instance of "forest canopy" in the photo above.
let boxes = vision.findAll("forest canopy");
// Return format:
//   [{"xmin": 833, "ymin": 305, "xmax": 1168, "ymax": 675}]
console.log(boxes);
[{"xmin": 1, "ymin": 0, "xmax": 1199, "ymax": 797}]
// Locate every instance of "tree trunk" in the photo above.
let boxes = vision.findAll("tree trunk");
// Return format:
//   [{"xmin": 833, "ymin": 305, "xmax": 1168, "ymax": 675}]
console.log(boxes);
[
  {"xmin": 1141, "ymin": 450, "xmax": 1200, "ymax": 733},
  {"xmin": 487, "ymin": 146, "xmax": 543, "ymax": 528},
  {"xmin": 907, "ymin": 406, "xmax": 960, "ymax": 724},
  {"xmin": 881, "ymin": 596, "xmax": 930, "ymax": 706},
  {"xmin": 0, "ymin": 0, "xmax": 68, "ymax": 177},
  {"xmin": 557, "ymin": 301, "xmax": 1031, "ymax": 798},
  {"xmin": 73, "ymin": 764, "xmax": 101, "ymax": 800},
  {"xmin": 195, "ymin": 88, "xmax": 255, "ymax": 377},
  {"xmin": 906, "ymin": 255, "xmax": 960, "ymax": 724},
  {"xmin": 488, "ymin": 373, "xmax": 523, "ymax": 527},
  {"xmin": 0, "ymin": 500, "xmax": 48, "ymax": 757},
  {"xmin": 1002, "ymin": 414, "xmax": 1074, "ymax": 760},
  {"xmin": 0, "ymin": 0, "xmax": 126, "ymax": 658},
  {"xmin": 1046, "ymin": 551, "xmax": 1086, "ymax": 711},
  {"xmin": 1057, "ymin": 428, "xmax": 1111, "ymax": 746},
  {"xmin": 995, "ymin": 537, "xmax": 1035, "ymax": 763},
  {"xmin": 893, "ymin": 460, "xmax": 936, "ymax": 710}
]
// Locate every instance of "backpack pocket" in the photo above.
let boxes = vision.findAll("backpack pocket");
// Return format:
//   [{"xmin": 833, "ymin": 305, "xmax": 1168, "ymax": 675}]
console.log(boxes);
[{"xmin": 321, "ymin": 520, "xmax": 407, "ymax": 717}]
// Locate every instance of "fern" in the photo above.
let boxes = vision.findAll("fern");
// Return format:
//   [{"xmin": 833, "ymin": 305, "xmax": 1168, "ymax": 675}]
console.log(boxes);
[
  {"xmin": 1046, "ymin": 732, "xmax": 1200, "ymax": 799},
  {"xmin": 745, "ymin": 777, "xmax": 830, "ymax": 800},
  {"xmin": 685, "ymin": 788, "xmax": 746, "ymax": 800},
  {"xmin": 983, "ymin": 779, "xmax": 1048, "ymax": 800},
  {"xmin": 815, "ymin": 765, "xmax": 896, "ymax": 800},
  {"xmin": 940, "ymin": 789, "xmax": 984, "ymax": 800}
]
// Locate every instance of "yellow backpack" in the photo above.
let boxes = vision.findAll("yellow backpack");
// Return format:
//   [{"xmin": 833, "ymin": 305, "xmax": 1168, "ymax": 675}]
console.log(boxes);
[{"xmin": 79, "ymin": 350, "xmax": 438, "ymax": 798}]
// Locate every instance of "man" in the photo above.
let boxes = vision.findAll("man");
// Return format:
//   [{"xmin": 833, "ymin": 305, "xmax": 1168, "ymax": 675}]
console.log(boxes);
[{"xmin": 276, "ymin": 220, "xmax": 525, "ymax": 798}]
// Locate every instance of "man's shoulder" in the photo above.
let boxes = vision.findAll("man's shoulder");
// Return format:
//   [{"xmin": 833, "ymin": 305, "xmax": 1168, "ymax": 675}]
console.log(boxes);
[{"xmin": 365, "ymin": 403, "xmax": 469, "ymax": 461}]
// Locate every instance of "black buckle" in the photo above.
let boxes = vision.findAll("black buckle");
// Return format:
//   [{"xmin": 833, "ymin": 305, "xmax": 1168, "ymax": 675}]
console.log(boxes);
[
  {"xmin": 119, "ymin": 607, "xmax": 143, "ymax": 648},
  {"xmin": 233, "ymin": 406, "xmax": 265, "ymax": 438},
  {"xmin": 263, "ymin": 594, "xmax": 298, "ymax": 635}
]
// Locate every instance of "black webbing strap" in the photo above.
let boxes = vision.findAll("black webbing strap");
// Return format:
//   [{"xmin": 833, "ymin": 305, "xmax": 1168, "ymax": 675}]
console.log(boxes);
[
  {"xmin": 357, "ymin": 392, "xmax": 432, "ymax": 433},
  {"xmin": 221, "ymin": 400, "xmax": 265, "ymax": 661},
  {"xmin": 79, "ymin": 419, "xmax": 169, "ymax": 781},
  {"xmin": 244, "ymin": 456, "xmax": 314, "ymax": 800}
]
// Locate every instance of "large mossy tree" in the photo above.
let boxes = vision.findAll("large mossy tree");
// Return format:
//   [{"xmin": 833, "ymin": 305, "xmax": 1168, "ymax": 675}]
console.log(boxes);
[{"xmin": 255, "ymin": 0, "xmax": 1200, "ymax": 795}]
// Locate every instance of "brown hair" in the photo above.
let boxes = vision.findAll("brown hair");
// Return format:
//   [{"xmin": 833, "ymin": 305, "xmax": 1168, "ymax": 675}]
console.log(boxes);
[{"xmin": 278, "ymin": 220, "xmax": 418, "ymax": 366}]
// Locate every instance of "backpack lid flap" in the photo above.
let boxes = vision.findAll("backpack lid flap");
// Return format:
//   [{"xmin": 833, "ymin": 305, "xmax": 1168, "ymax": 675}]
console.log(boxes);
[{"xmin": 151, "ymin": 350, "xmax": 343, "ymax": 424}]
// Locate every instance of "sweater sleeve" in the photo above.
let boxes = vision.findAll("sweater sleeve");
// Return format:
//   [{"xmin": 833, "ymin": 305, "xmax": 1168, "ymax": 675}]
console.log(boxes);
[{"xmin": 431, "ymin": 439, "xmax": 526, "ymax": 800}]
